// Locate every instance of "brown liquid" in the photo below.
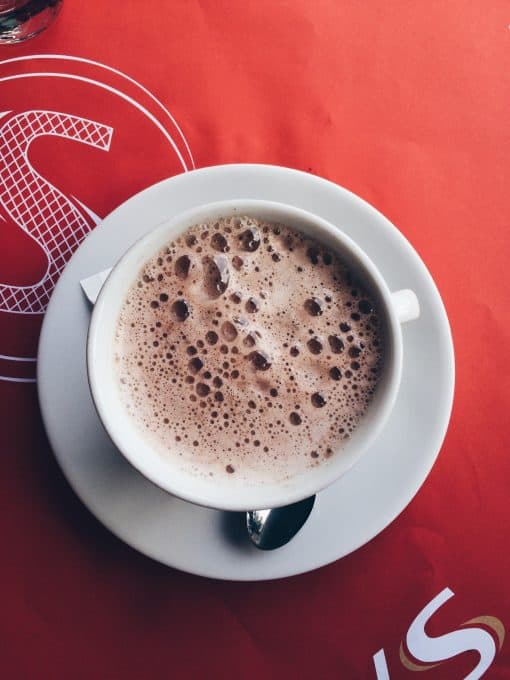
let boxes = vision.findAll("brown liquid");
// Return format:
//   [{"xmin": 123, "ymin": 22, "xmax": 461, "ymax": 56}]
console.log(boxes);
[{"xmin": 115, "ymin": 217, "xmax": 384, "ymax": 482}]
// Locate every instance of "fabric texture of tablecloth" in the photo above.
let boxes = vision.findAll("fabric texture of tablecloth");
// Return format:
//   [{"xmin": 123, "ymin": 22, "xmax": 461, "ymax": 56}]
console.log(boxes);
[{"xmin": 0, "ymin": 1, "xmax": 509, "ymax": 678}]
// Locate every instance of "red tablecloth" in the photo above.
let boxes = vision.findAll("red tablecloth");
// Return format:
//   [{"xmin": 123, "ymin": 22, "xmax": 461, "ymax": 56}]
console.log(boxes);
[{"xmin": 1, "ymin": 2, "xmax": 509, "ymax": 678}]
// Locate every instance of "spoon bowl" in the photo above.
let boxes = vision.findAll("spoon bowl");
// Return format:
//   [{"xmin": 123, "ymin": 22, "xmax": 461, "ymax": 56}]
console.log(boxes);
[{"xmin": 246, "ymin": 496, "xmax": 316, "ymax": 550}]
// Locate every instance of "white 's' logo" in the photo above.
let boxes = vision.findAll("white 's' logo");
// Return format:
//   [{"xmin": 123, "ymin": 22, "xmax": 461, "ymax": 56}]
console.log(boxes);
[
  {"xmin": 0, "ymin": 53, "xmax": 193, "ymax": 383},
  {"xmin": 0, "ymin": 109, "xmax": 113, "ymax": 314},
  {"xmin": 374, "ymin": 588, "xmax": 505, "ymax": 679}
]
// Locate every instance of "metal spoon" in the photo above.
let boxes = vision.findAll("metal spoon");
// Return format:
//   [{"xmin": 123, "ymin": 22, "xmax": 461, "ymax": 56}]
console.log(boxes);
[{"xmin": 246, "ymin": 496, "xmax": 316, "ymax": 550}]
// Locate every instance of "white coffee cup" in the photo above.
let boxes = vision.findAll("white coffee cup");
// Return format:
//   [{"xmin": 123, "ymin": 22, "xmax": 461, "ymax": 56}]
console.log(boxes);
[{"xmin": 87, "ymin": 200, "xmax": 419, "ymax": 511}]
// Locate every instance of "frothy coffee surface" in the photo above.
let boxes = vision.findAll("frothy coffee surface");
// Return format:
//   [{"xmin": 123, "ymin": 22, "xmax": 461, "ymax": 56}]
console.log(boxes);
[{"xmin": 115, "ymin": 216, "xmax": 384, "ymax": 482}]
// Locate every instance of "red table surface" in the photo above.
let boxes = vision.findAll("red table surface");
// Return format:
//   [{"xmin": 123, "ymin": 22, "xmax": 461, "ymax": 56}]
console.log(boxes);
[{"xmin": 1, "ymin": 2, "xmax": 509, "ymax": 678}]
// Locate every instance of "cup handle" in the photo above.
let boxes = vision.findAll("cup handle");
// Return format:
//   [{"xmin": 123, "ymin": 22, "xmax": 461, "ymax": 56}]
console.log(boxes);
[
  {"xmin": 81, "ymin": 268, "xmax": 112, "ymax": 306},
  {"xmin": 390, "ymin": 289, "xmax": 420, "ymax": 324}
]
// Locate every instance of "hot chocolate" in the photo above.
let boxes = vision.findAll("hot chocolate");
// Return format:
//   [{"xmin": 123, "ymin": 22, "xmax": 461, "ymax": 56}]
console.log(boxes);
[{"xmin": 114, "ymin": 216, "xmax": 384, "ymax": 482}]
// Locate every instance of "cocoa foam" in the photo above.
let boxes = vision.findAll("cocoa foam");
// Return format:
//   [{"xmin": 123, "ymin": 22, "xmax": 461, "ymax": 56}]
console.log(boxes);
[{"xmin": 114, "ymin": 216, "xmax": 384, "ymax": 482}]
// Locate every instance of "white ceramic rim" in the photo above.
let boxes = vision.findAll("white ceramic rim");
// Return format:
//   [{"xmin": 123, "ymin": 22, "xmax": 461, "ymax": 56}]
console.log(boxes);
[{"xmin": 87, "ymin": 199, "xmax": 404, "ymax": 511}]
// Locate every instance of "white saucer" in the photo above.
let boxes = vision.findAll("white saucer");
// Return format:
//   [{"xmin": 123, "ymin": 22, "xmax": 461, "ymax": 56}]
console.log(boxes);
[{"xmin": 38, "ymin": 165, "xmax": 454, "ymax": 581}]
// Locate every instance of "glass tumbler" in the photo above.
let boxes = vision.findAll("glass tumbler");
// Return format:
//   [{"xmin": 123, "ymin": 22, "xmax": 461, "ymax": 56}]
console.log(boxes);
[{"xmin": 0, "ymin": 0, "xmax": 62, "ymax": 43}]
